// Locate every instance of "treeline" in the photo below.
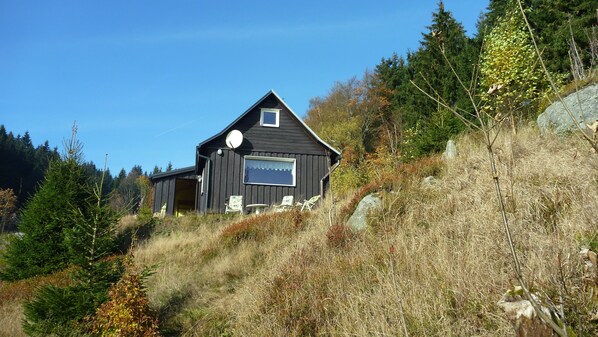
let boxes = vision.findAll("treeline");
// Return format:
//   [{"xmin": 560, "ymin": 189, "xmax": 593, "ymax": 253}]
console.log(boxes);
[
  {"xmin": 0, "ymin": 124, "xmax": 169, "ymax": 221},
  {"xmin": 0, "ymin": 125, "xmax": 59, "ymax": 208},
  {"xmin": 305, "ymin": 0, "xmax": 597, "ymax": 193}
]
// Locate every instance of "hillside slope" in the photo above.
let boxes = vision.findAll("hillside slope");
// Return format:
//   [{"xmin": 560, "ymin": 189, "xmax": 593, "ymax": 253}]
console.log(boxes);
[
  {"xmin": 131, "ymin": 125, "xmax": 598, "ymax": 336},
  {"xmin": 1, "ymin": 125, "xmax": 596, "ymax": 336}
]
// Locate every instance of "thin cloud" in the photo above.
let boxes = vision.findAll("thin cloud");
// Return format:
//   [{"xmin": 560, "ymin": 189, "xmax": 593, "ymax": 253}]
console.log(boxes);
[{"xmin": 155, "ymin": 120, "xmax": 195, "ymax": 138}]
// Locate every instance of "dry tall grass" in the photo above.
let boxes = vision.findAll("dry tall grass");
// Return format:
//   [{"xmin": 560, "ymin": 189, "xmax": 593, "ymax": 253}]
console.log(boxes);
[
  {"xmin": 128, "ymin": 125, "xmax": 597, "ymax": 336},
  {"xmin": 1, "ymin": 125, "xmax": 596, "ymax": 336},
  {"xmin": 0, "ymin": 267, "xmax": 75, "ymax": 337}
]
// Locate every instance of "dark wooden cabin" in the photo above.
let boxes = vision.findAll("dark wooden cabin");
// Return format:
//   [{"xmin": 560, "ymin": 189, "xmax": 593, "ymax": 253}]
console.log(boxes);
[
  {"xmin": 151, "ymin": 166, "xmax": 197, "ymax": 216},
  {"xmin": 151, "ymin": 90, "xmax": 341, "ymax": 215}
]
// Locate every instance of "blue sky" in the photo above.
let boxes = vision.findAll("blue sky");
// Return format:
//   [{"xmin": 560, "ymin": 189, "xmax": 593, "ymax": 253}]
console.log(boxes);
[{"xmin": 1, "ymin": 0, "xmax": 489, "ymax": 175}]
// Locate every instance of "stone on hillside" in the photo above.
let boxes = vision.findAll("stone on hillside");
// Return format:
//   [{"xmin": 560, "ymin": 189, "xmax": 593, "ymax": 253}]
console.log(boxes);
[
  {"xmin": 346, "ymin": 193, "xmax": 382, "ymax": 231},
  {"xmin": 422, "ymin": 176, "xmax": 438, "ymax": 187},
  {"xmin": 497, "ymin": 286, "xmax": 558, "ymax": 337},
  {"xmin": 537, "ymin": 83, "xmax": 598, "ymax": 135},
  {"xmin": 443, "ymin": 139, "xmax": 457, "ymax": 160},
  {"xmin": 580, "ymin": 248, "xmax": 597, "ymax": 286}
]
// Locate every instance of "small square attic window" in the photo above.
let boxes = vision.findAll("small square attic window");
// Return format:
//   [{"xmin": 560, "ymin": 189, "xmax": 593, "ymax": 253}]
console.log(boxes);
[{"xmin": 260, "ymin": 108, "xmax": 279, "ymax": 127}]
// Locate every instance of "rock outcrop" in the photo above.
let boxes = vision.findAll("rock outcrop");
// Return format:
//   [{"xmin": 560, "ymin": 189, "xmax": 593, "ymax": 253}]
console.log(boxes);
[
  {"xmin": 537, "ymin": 83, "xmax": 598, "ymax": 135},
  {"xmin": 346, "ymin": 194, "xmax": 382, "ymax": 231}
]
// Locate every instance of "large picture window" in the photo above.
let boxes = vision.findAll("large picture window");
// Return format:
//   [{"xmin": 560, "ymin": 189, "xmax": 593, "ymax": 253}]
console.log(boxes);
[{"xmin": 244, "ymin": 156, "xmax": 295, "ymax": 186}]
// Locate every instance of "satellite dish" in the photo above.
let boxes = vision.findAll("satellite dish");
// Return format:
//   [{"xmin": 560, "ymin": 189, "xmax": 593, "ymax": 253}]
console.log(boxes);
[{"xmin": 225, "ymin": 130, "xmax": 243, "ymax": 149}]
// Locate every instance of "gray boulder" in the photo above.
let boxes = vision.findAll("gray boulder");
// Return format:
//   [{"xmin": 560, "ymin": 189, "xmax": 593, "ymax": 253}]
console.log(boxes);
[
  {"xmin": 537, "ymin": 83, "xmax": 598, "ymax": 135},
  {"xmin": 443, "ymin": 139, "xmax": 457, "ymax": 160},
  {"xmin": 422, "ymin": 176, "xmax": 438, "ymax": 187},
  {"xmin": 346, "ymin": 193, "xmax": 382, "ymax": 231}
]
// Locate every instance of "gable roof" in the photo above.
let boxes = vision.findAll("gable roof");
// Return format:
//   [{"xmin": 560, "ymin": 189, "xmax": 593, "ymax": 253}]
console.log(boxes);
[{"xmin": 196, "ymin": 90, "xmax": 341, "ymax": 164}]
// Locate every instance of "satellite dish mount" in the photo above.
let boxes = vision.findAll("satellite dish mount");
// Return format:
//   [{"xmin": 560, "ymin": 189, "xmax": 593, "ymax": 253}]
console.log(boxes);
[{"xmin": 225, "ymin": 130, "xmax": 243, "ymax": 150}]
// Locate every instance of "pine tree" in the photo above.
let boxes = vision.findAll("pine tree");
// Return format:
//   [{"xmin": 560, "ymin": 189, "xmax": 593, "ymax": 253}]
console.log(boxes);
[
  {"xmin": 402, "ymin": 1, "xmax": 478, "ymax": 156},
  {"xmin": 23, "ymin": 151, "xmax": 123, "ymax": 336},
  {"xmin": 0, "ymin": 125, "xmax": 59, "ymax": 208},
  {"xmin": 0, "ymin": 127, "xmax": 93, "ymax": 281},
  {"xmin": 151, "ymin": 165, "xmax": 162, "ymax": 175}
]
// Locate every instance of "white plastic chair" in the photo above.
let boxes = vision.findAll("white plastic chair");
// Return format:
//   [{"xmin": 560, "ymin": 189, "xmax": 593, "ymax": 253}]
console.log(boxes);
[
  {"xmin": 273, "ymin": 195, "xmax": 294, "ymax": 212},
  {"xmin": 300, "ymin": 195, "xmax": 320, "ymax": 211},
  {"xmin": 225, "ymin": 195, "xmax": 243, "ymax": 214}
]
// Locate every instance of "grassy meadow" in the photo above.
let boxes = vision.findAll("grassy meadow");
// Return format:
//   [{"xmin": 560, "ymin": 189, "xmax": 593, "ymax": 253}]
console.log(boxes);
[{"xmin": 1, "ymin": 125, "xmax": 597, "ymax": 336}]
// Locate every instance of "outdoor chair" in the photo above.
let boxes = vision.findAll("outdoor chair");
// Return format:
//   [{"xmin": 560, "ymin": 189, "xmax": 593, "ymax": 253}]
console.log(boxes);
[
  {"xmin": 273, "ymin": 195, "xmax": 294, "ymax": 212},
  {"xmin": 300, "ymin": 195, "xmax": 321, "ymax": 211},
  {"xmin": 153, "ymin": 203, "xmax": 167, "ymax": 218},
  {"xmin": 225, "ymin": 195, "xmax": 243, "ymax": 214}
]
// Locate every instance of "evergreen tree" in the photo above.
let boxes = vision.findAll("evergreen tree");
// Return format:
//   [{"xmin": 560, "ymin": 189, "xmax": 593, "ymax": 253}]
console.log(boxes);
[
  {"xmin": 408, "ymin": 1, "xmax": 478, "ymax": 118},
  {"xmin": 22, "ymin": 137, "xmax": 123, "ymax": 336},
  {"xmin": 375, "ymin": 53, "xmax": 411, "ymax": 119},
  {"xmin": 398, "ymin": 1, "xmax": 478, "ymax": 156},
  {"xmin": 113, "ymin": 168, "xmax": 127, "ymax": 190},
  {"xmin": 151, "ymin": 165, "xmax": 162, "ymax": 175},
  {"xmin": 23, "ymin": 185, "xmax": 123, "ymax": 336},
  {"xmin": 0, "ymin": 127, "xmax": 93, "ymax": 281},
  {"xmin": 109, "ymin": 165, "xmax": 149, "ymax": 213},
  {"xmin": 375, "ymin": 53, "xmax": 416, "ymax": 155},
  {"xmin": 0, "ymin": 125, "xmax": 59, "ymax": 208}
]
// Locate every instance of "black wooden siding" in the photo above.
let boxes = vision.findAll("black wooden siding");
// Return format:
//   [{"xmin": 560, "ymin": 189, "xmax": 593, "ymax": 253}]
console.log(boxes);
[
  {"xmin": 198, "ymin": 149, "xmax": 329, "ymax": 213},
  {"xmin": 196, "ymin": 93, "xmax": 334, "ymax": 213},
  {"xmin": 153, "ymin": 179, "xmax": 174, "ymax": 214},
  {"xmin": 152, "ymin": 168, "xmax": 196, "ymax": 215},
  {"xmin": 204, "ymin": 96, "xmax": 327, "ymax": 156}
]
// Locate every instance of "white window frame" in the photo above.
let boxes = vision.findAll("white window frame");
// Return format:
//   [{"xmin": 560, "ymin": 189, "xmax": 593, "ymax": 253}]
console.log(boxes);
[
  {"xmin": 260, "ymin": 108, "xmax": 280, "ymax": 127},
  {"xmin": 243, "ymin": 156, "xmax": 296, "ymax": 187}
]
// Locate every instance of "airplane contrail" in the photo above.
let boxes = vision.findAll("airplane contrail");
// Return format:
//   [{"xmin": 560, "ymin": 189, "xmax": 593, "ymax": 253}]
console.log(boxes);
[{"xmin": 154, "ymin": 120, "xmax": 195, "ymax": 138}]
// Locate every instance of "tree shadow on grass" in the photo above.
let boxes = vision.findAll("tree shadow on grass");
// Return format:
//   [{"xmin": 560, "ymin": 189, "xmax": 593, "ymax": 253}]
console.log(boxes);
[
  {"xmin": 155, "ymin": 289, "xmax": 194, "ymax": 337},
  {"xmin": 115, "ymin": 219, "xmax": 156, "ymax": 254}
]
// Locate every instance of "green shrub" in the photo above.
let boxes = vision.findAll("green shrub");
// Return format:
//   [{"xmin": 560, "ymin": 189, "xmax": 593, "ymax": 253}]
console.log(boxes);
[{"xmin": 137, "ymin": 206, "xmax": 155, "ymax": 226}]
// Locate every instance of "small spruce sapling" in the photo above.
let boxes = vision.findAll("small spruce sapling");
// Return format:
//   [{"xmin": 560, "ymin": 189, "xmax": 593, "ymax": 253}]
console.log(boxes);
[
  {"xmin": 23, "ymin": 151, "xmax": 124, "ymax": 336},
  {"xmin": 0, "ymin": 125, "xmax": 92, "ymax": 281}
]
